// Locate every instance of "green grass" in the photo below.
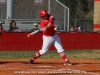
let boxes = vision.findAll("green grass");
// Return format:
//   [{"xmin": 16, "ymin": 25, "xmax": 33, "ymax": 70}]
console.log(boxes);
[
  {"xmin": 65, "ymin": 50, "xmax": 100, "ymax": 60},
  {"xmin": 0, "ymin": 51, "xmax": 35, "ymax": 58},
  {"xmin": 0, "ymin": 50, "xmax": 100, "ymax": 60}
]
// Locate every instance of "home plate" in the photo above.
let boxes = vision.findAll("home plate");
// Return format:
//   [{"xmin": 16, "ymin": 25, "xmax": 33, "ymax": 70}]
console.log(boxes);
[{"xmin": 37, "ymin": 66, "xmax": 52, "ymax": 68}]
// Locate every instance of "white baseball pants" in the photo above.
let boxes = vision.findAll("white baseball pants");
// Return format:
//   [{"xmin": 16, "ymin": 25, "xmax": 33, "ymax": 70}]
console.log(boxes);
[{"xmin": 39, "ymin": 33, "xmax": 64, "ymax": 55}]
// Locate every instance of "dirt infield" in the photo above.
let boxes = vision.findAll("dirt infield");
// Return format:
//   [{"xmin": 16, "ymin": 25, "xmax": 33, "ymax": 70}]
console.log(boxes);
[{"xmin": 0, "ymin": 58, "xmax": 100, "ymax": 75}]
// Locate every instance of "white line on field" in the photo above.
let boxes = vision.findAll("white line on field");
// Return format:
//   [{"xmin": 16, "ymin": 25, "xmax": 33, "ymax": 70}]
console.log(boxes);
[{"xmin": 35, "ymin": 65, "xmax": 100, "ymax": 75}]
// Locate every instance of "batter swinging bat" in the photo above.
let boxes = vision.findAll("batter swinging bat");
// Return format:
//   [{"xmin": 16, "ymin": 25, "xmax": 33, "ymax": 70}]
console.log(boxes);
[
  {"xmin": 27, "ymin": 26, "xmax": 47, "ymax": 37},
  {"xmin": 27, "ymin": 24, "xmax": 57, "ymax": 37}
]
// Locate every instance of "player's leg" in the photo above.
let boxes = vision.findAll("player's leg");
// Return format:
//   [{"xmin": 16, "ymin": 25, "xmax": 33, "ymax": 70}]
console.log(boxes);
[
  {"xmin": 29, "ymin": 35, "xmax": 54, "ymax": 64},
  {"xmin": 29, "ymin": 51, "xmax": 41, "ymax": 64},
  {"xmin": 53, "ymin": 34, "xmax": 71, "ymax": 65}
]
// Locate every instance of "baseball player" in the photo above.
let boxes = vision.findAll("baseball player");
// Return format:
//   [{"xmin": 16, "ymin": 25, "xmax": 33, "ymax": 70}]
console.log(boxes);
[{"xmin": 28, "ymin": 9, "xmax": 71, "ymax": 65}]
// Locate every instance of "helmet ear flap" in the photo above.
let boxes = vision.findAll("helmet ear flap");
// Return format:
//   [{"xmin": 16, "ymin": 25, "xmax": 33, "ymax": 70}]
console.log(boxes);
[{"xmin": 39, "ymin": 9, "xmax": 48, "ymax": 18}]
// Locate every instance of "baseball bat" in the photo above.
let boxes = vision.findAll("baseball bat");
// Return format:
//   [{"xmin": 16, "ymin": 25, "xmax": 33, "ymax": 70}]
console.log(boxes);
[{"xmin": 27, "ymin": 26, "xmax": 47, "ymax": 37}]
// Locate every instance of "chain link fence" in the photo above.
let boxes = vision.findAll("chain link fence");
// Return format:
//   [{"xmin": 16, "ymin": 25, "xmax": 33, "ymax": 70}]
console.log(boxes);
[
  {"xmin": 0, "ymin": 0, "xmax": 93, "ymax": 32},
  {"xmin": 69, "ymin": 19, "xmax": 93, "ymax": 32},
  {"xmin": 75, "ymin": 19, "xmax": 93, "ymax": 32},
  {"xmin": 14, "ymin": 0, "xmax": 69, "ymax": 31},
  {"xmin": 0, "ymin": 3, "xmax": 6, "ymax": 19},
  {"xmin": 0, "ymin": 0, "xmax": 69, "ymax": 31}
]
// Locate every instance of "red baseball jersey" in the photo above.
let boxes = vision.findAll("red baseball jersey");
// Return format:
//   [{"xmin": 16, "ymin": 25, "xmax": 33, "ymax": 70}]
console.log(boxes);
[{"xmin": 40, "ymin": 14, "xmax": 56, "ymax": 36}]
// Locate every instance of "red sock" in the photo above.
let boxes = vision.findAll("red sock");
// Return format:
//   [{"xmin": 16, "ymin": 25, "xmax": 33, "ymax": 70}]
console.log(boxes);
[
  {"xmin": 32, "ymin": 51, "xmax": 41, "ymax": 60},
  {"xmin": 59, "ymin": 52, "xmax": 68, "ymax": 61}
]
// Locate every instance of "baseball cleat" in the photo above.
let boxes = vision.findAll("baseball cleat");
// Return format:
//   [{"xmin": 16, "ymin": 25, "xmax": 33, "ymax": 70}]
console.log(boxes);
[
  {"xmin": 28, "ymin": 59, "xmax": 34, "ymax": 64},
  {"xmin": 64, "ymin": 61, "xmax": 72, "ymax": 65}
]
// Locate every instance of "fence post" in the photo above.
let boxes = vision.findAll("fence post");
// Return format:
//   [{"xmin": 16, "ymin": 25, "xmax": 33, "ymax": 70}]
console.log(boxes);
[
  {"xmin": 6, "ymin": 0, "xmax": 14, "ymax": 19},
  {"xmin": 55, "ymin": 0, "xmax": 69, "ymax": 31},
  {"xmin": 48, "ymin": 0, "xmax": 50, "ymax": 14}
]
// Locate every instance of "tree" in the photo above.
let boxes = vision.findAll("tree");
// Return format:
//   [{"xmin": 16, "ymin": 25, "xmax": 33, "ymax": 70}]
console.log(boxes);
[{"xmin": 59, "ymin": 0, "xmax": 93, "ymax": 19}]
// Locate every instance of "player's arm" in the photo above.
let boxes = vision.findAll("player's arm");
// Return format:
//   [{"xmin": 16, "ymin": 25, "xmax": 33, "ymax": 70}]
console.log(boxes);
[
  {"xmin": 47, "ymin": 16, "xmax": 54, "ymax": 28},
  {"xmin": 47, "ymin": 23, "xmax": 52, "ymax": 28}
]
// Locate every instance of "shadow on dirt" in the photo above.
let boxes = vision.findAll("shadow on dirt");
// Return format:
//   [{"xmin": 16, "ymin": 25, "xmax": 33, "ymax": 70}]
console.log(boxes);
[
  {"xmin": 0, "ymin": 61, "xmax": 63, "ymax": 64},
  {"xmin": 0, "ymin": 61, "xmax": 100, "ymax": 66},
  {"xmin": 0, "ymin": 61, "xmax": 28, "ymax": 64},
  {"xmin": 72, "ymin": 63, "xmax": 100, "ymax": 65}
]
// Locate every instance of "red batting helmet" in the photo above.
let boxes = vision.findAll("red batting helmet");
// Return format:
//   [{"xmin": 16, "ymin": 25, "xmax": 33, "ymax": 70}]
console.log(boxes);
[{"xmin": 39, "ymin": 9, "xmax": 48, "ymax": 18}]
